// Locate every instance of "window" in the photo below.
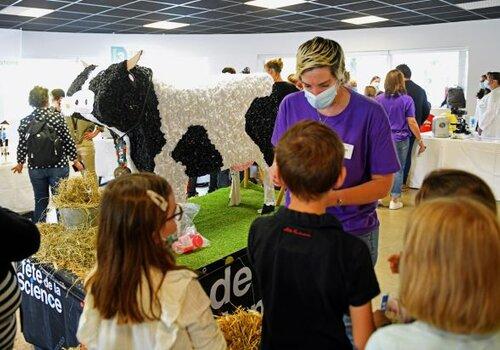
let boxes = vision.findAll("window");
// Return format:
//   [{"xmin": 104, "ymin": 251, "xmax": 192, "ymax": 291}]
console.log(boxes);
[
  {"xmin": 259, "ymin": 48, "xmax": 468, "ymax": 108},
  {"xmin": 390, "ymin": 50, "xmax": 468, "ymax": 108},
  {"xmin": 345, "ymin": 52, "xmax": 390, "ymax": 92}
]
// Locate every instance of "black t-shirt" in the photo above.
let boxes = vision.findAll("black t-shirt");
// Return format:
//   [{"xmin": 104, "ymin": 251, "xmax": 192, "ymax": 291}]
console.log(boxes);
[
  {"xmin": 272, "ymin": 81, "xmax": 299, "ymax": 103},
  {"xmin": 248, "ymin": 207, "xmax": 380, "ymax": 349}
]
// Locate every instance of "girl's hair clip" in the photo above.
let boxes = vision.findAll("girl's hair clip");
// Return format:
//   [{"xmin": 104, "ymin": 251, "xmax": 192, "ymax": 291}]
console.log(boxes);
[{"xmin": 146, "ymin": 190, "xmax": 168, "ymax": 212}]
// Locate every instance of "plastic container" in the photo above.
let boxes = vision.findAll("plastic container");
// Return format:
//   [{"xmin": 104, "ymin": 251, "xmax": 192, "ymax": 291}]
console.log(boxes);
[{"xmin": 59, "ymin": 207, "xmax": 99, "ymax": 229}]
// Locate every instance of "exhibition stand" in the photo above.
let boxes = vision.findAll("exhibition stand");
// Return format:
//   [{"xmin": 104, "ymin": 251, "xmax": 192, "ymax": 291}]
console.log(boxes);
[{"xmin": 18, "ymin": 184, "xmax": 264, "ymax": 349}]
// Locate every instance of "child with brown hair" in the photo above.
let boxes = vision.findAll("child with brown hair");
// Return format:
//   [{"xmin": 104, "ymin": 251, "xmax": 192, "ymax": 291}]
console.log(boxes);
[
  {"xmin": 367, "ymin": 197, "xmax": 500, "ymax": 349},
  {"xmin": 414, "ymin": 168, "xmax": 497, "ymax": 212},
  {"xmin": 77, "ymin": 173, "xmax": 226, "ymax": 349},
  {"xmin": 248, "ymin": 120, "xmax": 380, "ymax": 350},
  {"xmin": 388, "ymin": 169, "xmax": 497, "ymax": 274}
]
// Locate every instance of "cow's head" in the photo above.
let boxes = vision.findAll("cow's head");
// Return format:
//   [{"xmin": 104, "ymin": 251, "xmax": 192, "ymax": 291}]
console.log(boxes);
[{"xmin": 63, "ymin": 51, "xmax": 165, "ymax": 172}]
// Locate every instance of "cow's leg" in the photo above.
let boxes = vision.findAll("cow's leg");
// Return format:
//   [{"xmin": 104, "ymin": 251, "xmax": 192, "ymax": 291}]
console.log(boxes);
[
  {"xmin": 228, "ymin": 170, "xmax": 241, "ymax": 206},
  {"xmin": 260, "ymin": 165, "xmax": 276, "ymax": 214}
]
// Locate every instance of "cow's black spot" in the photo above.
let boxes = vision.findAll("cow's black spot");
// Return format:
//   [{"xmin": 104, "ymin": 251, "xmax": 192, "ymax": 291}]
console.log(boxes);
[
  {"xmin": 172, "ymin": 125, "xmax": 223, "ymax": 177},
  {"xmin": 67, "ymin": 65, "xmax": 97, "ymax": 96},
  {"xmin": 245, "ymin": 82, "xmax": 298, "ymax": 166},
  {"xmin": 245, "ymin": 95, "xmax": 278, "ymax": 167}
]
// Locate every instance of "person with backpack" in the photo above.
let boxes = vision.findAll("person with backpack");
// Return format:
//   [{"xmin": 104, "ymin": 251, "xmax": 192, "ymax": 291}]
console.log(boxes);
[{"xmin": 12, "ymin": 86, "xmax": 83, "ymax": 222}]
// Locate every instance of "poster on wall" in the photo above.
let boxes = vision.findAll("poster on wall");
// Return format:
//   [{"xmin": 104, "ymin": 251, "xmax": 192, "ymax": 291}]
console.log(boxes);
[{"xmin": 110, "ymin": 46, "xmax": 128, "ymax": 63}]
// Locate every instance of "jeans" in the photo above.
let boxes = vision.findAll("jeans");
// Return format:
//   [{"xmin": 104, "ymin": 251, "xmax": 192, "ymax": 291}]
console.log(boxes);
[
  {"xmin": 391, "ymin": 139, "xmax": 410, "ymax": 198},
  {"xmin": 344, "ymin": 228, "xmax": 380, "ymax": 346},
  {"xmin": 357, "ymin": 228, "xmax": 380, "ymax": 265},
  {"xmin": 403, "ymin": 136, "xmax": 415, "ymax": 184},
  {"xmin": 28, "ymin": 167, "xmax": 69, "ymax": 223}
]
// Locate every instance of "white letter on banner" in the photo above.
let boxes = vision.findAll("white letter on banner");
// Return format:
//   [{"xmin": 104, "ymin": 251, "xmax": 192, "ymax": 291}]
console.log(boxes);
[
  {"xmin": 209, "ymin": 266, "xmax": 231, "ymax": 310},
  {"xmin": 233, "ymin": 266, "xmax": 252, "ymax": 297}
]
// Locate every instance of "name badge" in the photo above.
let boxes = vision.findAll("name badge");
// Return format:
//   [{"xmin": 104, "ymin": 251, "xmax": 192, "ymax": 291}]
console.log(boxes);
[{"xmin": 344, "ymin": 143, "xmax": 354, "ymax": 160}]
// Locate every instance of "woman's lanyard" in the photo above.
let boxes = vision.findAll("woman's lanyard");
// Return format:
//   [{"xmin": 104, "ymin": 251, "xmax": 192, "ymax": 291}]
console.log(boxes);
[{"xmin": 114, "ymin": 138, "xmax": 128, "ymax": 168}]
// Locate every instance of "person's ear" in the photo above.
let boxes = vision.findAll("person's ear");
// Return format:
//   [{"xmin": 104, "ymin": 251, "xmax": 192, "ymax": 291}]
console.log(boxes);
[
  {"xmin": 333, "ymin": 166, "xmax": 346, "ymax": 189},
  {"xmin": 275, "ymin": 165, "xmax": 285, "ymax": 188}
]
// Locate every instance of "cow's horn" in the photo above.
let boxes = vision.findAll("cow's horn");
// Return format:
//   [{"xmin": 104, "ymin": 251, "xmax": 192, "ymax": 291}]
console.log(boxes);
[
  {"xmin": 81, "ymin": 60, "xmax": 90, "ymax": 68},
  {"xmin": 127, "ymin": 50, "xmax": 143, "ymax": 71}
]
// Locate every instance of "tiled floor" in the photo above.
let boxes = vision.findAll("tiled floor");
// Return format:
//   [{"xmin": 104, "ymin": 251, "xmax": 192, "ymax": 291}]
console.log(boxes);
[{"xmin": 14, "ymin": 189, "xmax": 418, "ymax": 349}]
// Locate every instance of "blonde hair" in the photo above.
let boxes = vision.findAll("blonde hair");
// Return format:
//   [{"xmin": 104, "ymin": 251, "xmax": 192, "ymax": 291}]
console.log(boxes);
[
  {"xmin": 364, "ymin": 86, "xmax": 377, "ymax": 98},
  {"xmin": 264, "ymin": 58, "xmax": 283, "ymax": 73},
  {"xmin": 296, "ymin": 37, "xmax": 346, "ymax": 83},
  {"xmin": 287, "ymin": 73, "xmax": 298, "ymax": 85},
  {"xmin": 384, "ymin": 69, "xmax": 407, "ymax": 96},
  {"xmin": 400, "ymin": 197, "xmax": 500, "ymax": 334}
]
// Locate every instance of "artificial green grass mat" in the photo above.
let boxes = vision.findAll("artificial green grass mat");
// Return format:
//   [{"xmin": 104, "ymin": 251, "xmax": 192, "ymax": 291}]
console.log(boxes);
[{"xmin": 176, "ymin": 182, "xmax": 265, "ymax": 270}]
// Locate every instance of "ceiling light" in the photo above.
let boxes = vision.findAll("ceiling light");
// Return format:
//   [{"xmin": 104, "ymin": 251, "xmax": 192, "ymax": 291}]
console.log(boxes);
[
  {"xmin": 341, "ymin": 15, "xmax": 389, "ymax": 25},
  {"xmin": 143, "ymin": 21, "xmax": 189, "ymax": 30},
  {"xmin": 457, "ymin": 0, "xmax": 500, "ymax": 10},
  {"xmin": 244, "ymin": 0, "xmax": 306, "ymax": 9},
  {"xmin": 0, "ymin": 6, "xmax": 54, "ymax": 18}
]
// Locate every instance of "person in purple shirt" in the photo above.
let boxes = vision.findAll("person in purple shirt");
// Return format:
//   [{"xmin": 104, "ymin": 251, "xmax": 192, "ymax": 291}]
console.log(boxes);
[
  {"xmin": 376, "ymin": 70, "xmax": 426, "ymax": 210},
  {"xmin": 270, "ymin": 37, "xmax": 400, "ymax": 265}
]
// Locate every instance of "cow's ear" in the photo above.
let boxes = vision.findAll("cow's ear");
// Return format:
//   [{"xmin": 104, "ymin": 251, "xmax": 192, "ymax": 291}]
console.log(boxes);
[{"xmin": 127, "ymin": 50, "xmax": 143, "ymax": 71}]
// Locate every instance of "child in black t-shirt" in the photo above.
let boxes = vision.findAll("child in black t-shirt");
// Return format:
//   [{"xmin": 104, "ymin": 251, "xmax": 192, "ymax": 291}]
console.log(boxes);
[{"xmin": 248, "ymin": 120, "xmax": 380, "ymax": 350}]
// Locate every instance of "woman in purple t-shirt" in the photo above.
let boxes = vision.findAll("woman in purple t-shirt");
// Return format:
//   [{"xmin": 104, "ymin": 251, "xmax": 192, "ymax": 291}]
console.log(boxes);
[
  {"xmin": 376, "ymin": 70, "xmax": 426, "ymax": 210},
  {"xmin": 270, "ymin": 37, "xmax": 400, "ymax": 265}
]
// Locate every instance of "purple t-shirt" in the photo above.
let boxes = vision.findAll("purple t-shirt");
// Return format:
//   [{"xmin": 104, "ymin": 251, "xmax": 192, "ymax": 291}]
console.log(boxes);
[
  {"xmin": 375, "ymin": 94, "xmax": 416, "ymax": 142},
  {"xmin": 272, "ymin": 90, "xmax": 400, "ymax": 236}
]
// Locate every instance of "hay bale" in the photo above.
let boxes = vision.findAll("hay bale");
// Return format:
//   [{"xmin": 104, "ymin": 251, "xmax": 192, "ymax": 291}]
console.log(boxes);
[
  {"xmin": 217, "ymin": 307, "xmax": 262, "ymax": 350},
  {"xmin": 52, "ymin": 175, "xmax": 100, "ymax": 209},
  {"xmin": 34, "ymin": 223, "xmax": 97, "ymax": 282}
]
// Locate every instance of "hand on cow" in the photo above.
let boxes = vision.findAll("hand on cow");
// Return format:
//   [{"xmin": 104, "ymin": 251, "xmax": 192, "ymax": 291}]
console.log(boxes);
[
  {"xmin": 11, "ymin": 163, "xmax": 23, "ymax": 174},
  {"xmin": 83, "ymin": 129, "xmax": 100, "ymax": 140}
]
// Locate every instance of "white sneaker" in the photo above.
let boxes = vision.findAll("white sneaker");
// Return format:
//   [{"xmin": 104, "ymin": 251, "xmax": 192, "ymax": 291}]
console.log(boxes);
[{"xmin": 389, "ymin": 200, "xmax": 403, "ymax": 210}]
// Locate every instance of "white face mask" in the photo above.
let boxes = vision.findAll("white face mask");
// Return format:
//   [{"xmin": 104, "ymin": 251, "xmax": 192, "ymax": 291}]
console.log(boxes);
[
  {"xmin": 372, "ymin": 81, "xmax": 380, "ymax": 89},
  {"xmin": 304, "ymin": 84, "xmax": 338, "ymax": 110}
]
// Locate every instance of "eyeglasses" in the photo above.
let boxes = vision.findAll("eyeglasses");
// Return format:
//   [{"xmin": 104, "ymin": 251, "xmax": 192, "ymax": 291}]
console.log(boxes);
[{"xmin": 166, "ymin": 204, "xmax": 183, "ymax": 222}]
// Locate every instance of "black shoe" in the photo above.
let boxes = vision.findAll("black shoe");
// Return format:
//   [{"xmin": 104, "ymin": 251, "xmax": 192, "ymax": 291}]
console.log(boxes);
[{"xmin": 260, "ymin": 204, "xmax": 275, "ymax": 215}]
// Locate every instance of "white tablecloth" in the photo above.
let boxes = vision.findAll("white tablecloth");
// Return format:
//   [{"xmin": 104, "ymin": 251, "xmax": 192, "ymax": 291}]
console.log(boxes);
[
  {"xmin": 408, "ymin": 132, "xmax": 500, "ymax": 200},
  {"xmin": 0, "ymin": 163, "xmax": 34, "ymax": 212}
]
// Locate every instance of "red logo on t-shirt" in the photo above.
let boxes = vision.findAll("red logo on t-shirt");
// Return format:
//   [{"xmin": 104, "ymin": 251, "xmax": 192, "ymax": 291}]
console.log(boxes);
[{"xmin": 283, "ymin": 226, "xmax": 312, "ymax": 238}]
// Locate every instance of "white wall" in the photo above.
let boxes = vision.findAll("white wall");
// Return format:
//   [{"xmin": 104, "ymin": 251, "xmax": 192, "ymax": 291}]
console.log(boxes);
[{"xmin": 1, "ymin": 19, "xmax": 499, "ymax": 112}]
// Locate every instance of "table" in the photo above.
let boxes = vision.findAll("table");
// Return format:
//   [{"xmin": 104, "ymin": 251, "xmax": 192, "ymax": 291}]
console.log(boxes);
[
  {"xmin": 408, "ymin": 132, "xmax": 500, "ymax": 200},
  {"xmin": 0, "ymin": 162, "xmax": 34, "ymax": 212}
]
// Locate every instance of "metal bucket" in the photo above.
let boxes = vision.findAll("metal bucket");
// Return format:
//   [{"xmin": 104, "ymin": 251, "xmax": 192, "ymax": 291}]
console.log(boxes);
[{"xmin": 59, "ymin": 207, "xmax": 99, "ymax": 229}]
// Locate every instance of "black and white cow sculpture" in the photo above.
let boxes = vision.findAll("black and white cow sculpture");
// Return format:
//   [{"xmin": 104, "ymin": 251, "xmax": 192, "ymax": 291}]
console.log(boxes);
[{"xmin": 63, "ymin": 52, "xmax": 278, "ymax": 208}]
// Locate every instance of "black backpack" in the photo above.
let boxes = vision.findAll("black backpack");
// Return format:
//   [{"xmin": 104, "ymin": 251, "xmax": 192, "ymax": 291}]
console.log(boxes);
[{"xmin": 26, "ymin": 115, "xmax": 63, "ymax": 167}]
